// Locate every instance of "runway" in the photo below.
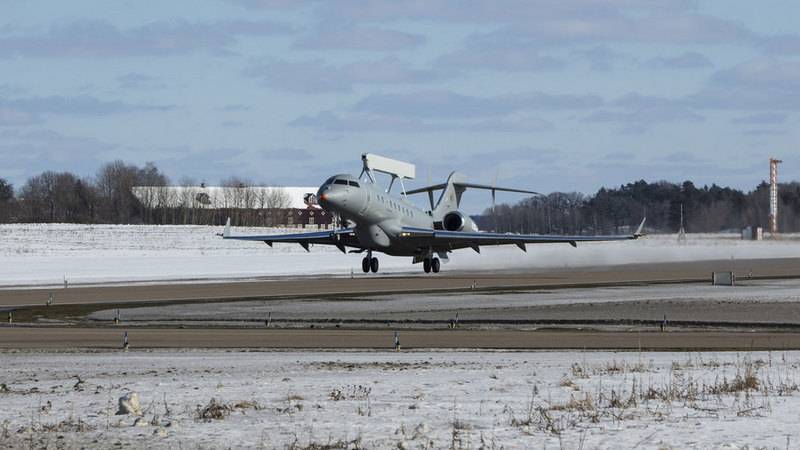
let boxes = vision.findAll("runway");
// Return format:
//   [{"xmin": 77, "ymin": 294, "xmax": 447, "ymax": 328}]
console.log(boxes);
[
  {"xmin": 3, "ymin": 257, "xmax": 800, "ymax": 351},
  {"xmin": 3, "ymin": 257, "xmax": 800, "ymax": 308},
  {"xmin": 3, "ymin": 327, "xmax": 800, "ymax": 351}
]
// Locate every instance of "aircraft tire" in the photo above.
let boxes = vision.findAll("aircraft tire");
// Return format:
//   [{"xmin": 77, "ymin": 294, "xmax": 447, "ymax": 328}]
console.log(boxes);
[
  {"xmin": 370, "ymin": 257, "xmax": 379, "ymax": 273},
  {"xmin": 362, "ymin": 257, "xmax": 370, "ymax": 273},
  {"xmin": 423, "ymin": 258, "xmax": 431, "ymax": 273},
  {"xmin": 431, "ymin": 257, "xmax": 441, "ymax": 273}
]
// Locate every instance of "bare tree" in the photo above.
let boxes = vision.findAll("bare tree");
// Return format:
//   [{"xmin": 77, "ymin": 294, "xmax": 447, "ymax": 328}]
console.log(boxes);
[{"xmin": 0, "ymin": 178, "xmax": 15, "ymax": 222}]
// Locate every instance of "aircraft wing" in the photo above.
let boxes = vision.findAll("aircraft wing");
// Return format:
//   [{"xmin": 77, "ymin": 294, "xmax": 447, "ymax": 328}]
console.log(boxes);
[
  {"xmin": 399, "ymin": 218, "xmax": 645, "ymax": 250},
  {"xmin": 220, "ymin": 218, "xmax": 359, "ymax": 253}
]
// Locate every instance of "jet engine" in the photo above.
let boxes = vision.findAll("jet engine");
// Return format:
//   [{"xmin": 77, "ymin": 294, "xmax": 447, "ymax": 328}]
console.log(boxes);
[{"xmin": 442, "ymin": 211, "xmax": 478, "ymax": 232}]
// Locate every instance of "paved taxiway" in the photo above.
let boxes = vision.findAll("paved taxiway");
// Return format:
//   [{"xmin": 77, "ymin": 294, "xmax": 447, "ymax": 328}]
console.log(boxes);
[{"xmin": 2, "ymin": 327, "xmax": 800, "ymax": 350}]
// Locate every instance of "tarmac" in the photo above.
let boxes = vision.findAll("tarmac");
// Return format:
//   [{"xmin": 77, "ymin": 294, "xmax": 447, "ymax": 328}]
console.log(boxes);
[
  {"xmin": 2, "ymin": 327, "xmax": 800, "ymax": 351},
  {"xmin": 2, "ymin": 257, "xmax": 799, "ymax": 308},
  {"xmin": 2, "ymin": 257, "xmax": 800, "ymax": 350}
]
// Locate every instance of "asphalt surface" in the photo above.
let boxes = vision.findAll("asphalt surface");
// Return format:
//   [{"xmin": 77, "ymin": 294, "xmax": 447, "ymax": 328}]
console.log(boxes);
[
  {"xmin": 2, "ymin": 327, "xmax": 800, "ymax": 351},
  {"xmin": 3, "ymin": 258, "xmax": 800, "ymax": 308},
  {"xmin": 3, "ymin": 257, "xmax": 800, "ymax": 351}
]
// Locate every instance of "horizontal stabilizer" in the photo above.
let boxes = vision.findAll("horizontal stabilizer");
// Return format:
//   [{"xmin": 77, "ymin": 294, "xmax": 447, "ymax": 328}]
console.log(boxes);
[{"xmin": 405, "ymin": 182, "xmax": 540, "ymax": 196}]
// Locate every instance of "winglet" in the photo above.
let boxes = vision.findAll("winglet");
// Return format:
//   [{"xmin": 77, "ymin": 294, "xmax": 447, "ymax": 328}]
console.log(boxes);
[
  {"xmin": 223, "ymin": 217, "xmax": 231, "ymax": 238},
  {"xmin": 634, "ymin": 216, "xmax": 646, "ymax": 238}
]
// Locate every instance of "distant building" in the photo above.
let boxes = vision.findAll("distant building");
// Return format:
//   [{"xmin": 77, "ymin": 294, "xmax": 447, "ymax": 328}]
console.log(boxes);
[{"xmin": 131, "ymin": 185, "xmax": 334, "ymax": 228}]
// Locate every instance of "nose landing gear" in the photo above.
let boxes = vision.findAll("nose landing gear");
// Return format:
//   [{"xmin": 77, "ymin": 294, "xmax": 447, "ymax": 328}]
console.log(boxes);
[{"xmin": 362, "ymin": 251, "xmax": 379, "ymax": 273}]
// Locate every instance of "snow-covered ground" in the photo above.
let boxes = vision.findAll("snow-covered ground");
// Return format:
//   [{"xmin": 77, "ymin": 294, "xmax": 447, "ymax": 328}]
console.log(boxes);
[
  {"xmin": 2, "ymin": 223, "xmax": 800, "ymax": 287},
  {"xmin": 1, "ymin": 350, "xmax": 798, "ymax": 449}
]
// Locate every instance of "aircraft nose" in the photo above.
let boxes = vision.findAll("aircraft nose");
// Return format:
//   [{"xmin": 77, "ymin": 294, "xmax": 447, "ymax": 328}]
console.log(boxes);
[{"xmin": 318, "ymin": 189, "xmax": 343, "ymax": 207}]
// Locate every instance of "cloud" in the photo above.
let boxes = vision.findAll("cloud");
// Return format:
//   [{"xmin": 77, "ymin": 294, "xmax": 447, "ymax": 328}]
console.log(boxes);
[
  {"xmin": 0, "ymin": 95, "xmax": 172, "ymax": 117},
  {"xmin": 244, "ymin": 57, "xmax": 443, "ymax": 93},
  {"xmin": 603, "ymin": 151, "xmax": 636, "ymax": 161},
  {"xmin": 0, "ymin": 107, "xmax": 40, "ymax": 126},
  {"xmin": 582, "ymin": 106, "xmax": 705, "ymax": 134},
  {"xmin": 464, "ymin": 13, "xmax": 752, "ymax": 50},
  {"xmin": 0, "ymin": 19, "xmax": 293, "ymax": 58},
  {"xmin": 435, "ymin": 47, "xmax": 564, "ymax": 72},
  {"xmin": 353, "ymin": 90, "xmax": 604, "ymax": 118},
  {"xmin": 685, "ymin": 58, "xmax": 800, "ymax": 110},
  {"xmin": 730, "ymin": 113, "xmax": 787, "ymax": 125},
  {"xmin": 643, "ymin": 51, "xmax": 713, "ymax": 69},
  {"xmin": 292, "ymin": 23, "xmax": 425, "ymax": 51},
  {"xmin": 116, "ymin": 73, "xmax": 167, "ymax": 90},
  {"xmin": 288, "ymin": 110, "xmax": 554, "ymax": 133},
  {"xmin": 758, "ymin": 34, "xmax": 800, "ymax": 55},
  {"xmin": 710, "ymin": 58, "xmax": 800, "ymax": 91},
  {"xmin": 1, "ymin": 129, "xmax": 120, "ymax": 184},
  {"xmin": 315, "ymin": 1, "xmax": 698, "ymax": 24},
  {"xmin": 224, "ymin": 0, "xmax": 309, "ymax": 9},
  {"xmin": 217, "ymin": 104, "xmax": 252, "ymax": 111},
  {"xmin": 260, "ymin": 148, "xmax": 314, "ymax": 160},
  {"xmin": 571, "ymin": 46, "xmax": 627, "ymax": 71}
]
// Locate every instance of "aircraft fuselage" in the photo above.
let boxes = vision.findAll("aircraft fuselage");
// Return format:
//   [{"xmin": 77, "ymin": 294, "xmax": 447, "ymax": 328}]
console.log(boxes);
[{"xmin": 317, "ymin": 173, "xmax": 436, "ymax": 256}]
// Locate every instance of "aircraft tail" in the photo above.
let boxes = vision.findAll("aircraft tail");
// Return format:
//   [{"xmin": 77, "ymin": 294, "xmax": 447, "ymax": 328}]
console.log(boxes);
[{"xmin": 432, "ymin": 172, "xmax": 468, "ymax": 219}]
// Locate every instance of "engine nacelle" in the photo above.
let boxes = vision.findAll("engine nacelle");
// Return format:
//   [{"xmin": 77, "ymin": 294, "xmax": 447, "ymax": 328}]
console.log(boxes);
[{"xmin": 442, "ymin": 211, "xmax": 478, "ymax": 232}]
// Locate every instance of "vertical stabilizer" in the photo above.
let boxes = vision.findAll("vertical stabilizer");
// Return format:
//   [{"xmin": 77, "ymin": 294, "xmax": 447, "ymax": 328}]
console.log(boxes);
[{"xmin": 432, "ymin": 172, "xmax": 467, "ymax": 219}]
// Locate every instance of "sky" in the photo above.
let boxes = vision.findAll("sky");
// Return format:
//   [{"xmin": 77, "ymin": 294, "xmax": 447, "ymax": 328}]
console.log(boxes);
[{"xmin": 1, "ymin": 0, "xmax": 799, "ymax": 212}]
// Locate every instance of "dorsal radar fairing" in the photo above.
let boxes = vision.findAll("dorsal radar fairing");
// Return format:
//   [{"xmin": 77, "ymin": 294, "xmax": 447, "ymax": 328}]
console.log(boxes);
[{"xmin": 360, "ymin": 153, "xmax": 416, "ymax": 195}]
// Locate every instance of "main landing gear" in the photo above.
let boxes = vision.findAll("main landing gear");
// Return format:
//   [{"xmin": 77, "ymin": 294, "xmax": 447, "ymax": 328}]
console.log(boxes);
[
  {"xmin": 422, "ymin": 257, "xmax": 440, "ymax": 274},
  {"xmin": 361, "ymin": 251, "xmax": 379, "ymax": 273}
]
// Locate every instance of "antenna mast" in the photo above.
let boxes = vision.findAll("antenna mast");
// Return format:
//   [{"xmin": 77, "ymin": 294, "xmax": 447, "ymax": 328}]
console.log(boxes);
[
  {"xmin": 769, "ymin": 157, "xmax": 782, "ymax": 237},
  {"xmin": 677, "ymin": 203, "xmax": 686, "ymax": 243}
]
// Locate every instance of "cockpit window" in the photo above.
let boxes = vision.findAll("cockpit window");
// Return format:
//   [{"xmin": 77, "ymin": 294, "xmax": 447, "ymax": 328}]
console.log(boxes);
[
  {"xmin": 348, "ymin": 181, "xmax": 360, "ymax": 187},
  {"xmin": 334, "ymin": 179, "xmax": 348, "ymax": 185},
  {"xmin": 324, "ymin": 176, "xmax": 336, "ymax": 185}
]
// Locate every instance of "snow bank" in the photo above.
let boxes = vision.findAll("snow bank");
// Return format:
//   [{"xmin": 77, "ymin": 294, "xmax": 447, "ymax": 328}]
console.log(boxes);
[{"xmin": 1, "ymin": 223, "xmax": 799, "ymax": 286}]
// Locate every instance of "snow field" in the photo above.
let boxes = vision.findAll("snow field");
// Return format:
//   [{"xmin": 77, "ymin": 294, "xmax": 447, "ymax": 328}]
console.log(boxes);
[{"xmin": 0, "ymin": 350, "xmax": 799, "ymax": 448}]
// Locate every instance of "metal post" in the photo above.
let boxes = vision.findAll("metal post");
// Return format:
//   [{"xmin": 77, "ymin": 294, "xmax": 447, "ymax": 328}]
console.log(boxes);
[{"xmin": 769, "ymin": 158, "xmax": 782, "ymax": 237}]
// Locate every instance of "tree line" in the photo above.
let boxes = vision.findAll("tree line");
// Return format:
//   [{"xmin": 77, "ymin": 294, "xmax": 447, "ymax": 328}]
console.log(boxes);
[
  {"xmin": 0, "ymin": 161, "xmax": 291, "ymax": 226},
  {"xmin": 2, "ymin": 164, "xmax": 798, "ymax": 233},
  {"xmin": 474, "ymin": 179, "xmax": 800, "ymax": 234}
]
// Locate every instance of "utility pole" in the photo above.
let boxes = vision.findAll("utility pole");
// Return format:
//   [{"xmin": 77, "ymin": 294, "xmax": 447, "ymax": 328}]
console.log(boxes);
[{"xmin": 769, "ymin": 158, "xmax": 782, "ymax": 237}]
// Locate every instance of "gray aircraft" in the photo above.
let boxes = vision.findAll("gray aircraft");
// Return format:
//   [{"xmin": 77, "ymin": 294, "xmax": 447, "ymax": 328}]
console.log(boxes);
[{"xmin": 222, "ymin": 154, "xmax": 644, "ymax": 273}]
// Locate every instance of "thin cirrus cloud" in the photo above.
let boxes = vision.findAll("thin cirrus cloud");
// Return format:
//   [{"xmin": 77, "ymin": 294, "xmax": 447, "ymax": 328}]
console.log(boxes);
[
  {"xmin": 243, "ymin": 57, "xmax": 444, "ymax": 93},
  {"xmin": 352, "ymin": 90, "xmax": 604, "ymax": 118},
  {"xmin": 288, "ymin": 110, "xmax": 554, "ymax": 133},
  {"xmin": 1, "ymin": 129, "xmax": 119, "ymax": 177},
  {"xmin": 291, "ymin": 23, "xmax": 426, "ymax": 51},
  {"xmin": 642, "ymin": 51, "xmax": 713, "ymax": 70},
  {"xmin": 116, "ymin": 73, "xmax": 167, "ymax": 90},
  {"xmin": 0, "ymin": 94, "xmax": 172, "ymax": 116},
  {"xmin": 730, "ymin": 113, "xmax": 787, "ymax": 125},
  {"xmin": 0, "ymin": 18, "xmax": 293, "ymax": 58},
  {"xmin": 313, "ymin": 0, "xmax": 698, "ymax": 24},
  {"xmin": 434, "ymin": 47, "xmax": 565, "ymax": 73}
]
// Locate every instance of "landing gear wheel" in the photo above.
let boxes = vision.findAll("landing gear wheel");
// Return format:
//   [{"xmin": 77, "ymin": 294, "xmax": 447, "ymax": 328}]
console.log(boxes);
[
  {"xmin": 431, "ymin": 257, "xmax": 441, "ymax": 273},
  {"xmin": 423, "ymin": 258, "xmax": 431, "ymax": 273},
  {"xmin": 370, "ymin": 257, "xmax": 379, "ymax": 273},
  {"xmin": 362, "ymin": 257, "xmax": 370, "ymax": 273}
]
